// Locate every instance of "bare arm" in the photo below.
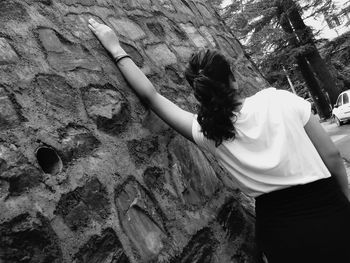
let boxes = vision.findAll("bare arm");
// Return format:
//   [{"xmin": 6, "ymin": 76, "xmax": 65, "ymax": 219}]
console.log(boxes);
[
  {"xmin": 304, "ymin": 114, "xmax": 349, "ymax": 198},
  {"xmin": 88, "ymin": 19, "xmax": 194, "ymax": 142}
]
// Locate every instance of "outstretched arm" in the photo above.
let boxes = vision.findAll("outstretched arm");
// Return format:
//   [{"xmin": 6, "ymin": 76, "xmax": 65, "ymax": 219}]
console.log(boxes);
[
  {"xmin": 304, "ymin": 114, "xmax": 349, "ymax": 199},
  {"xmin": 88, "ymin": 18, "xmax": 194, "ymax": 142}
]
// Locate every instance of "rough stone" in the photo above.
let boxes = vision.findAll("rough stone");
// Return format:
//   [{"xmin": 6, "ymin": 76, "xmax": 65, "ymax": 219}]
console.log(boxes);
[
  {"xmin": 121, "ymin": 0, "xmax": 152, "ymax": 9},
  {"xmin": 216, "ymin": 36, "xmax": 239, "ymax": 60},
  {"xmin": 168, "ymin": 136, "xmax": 221, "ymax": 207},
  {"xmin": 0, "ymin": 145, "xmax": 43, "ymax": 197},
  {"xmin": 170, "ymin": 228, "xmax": 218, "ymax": 263},
  {"xmin": 147, "ymin": 22, "xmax": 166, "ymax": 39},
  {"xmin": 0, "ymin": 1, "xmax": 29, "ymax": 22},
  {"xmin": 199, "ymin": 26, "xmax": 216, "ymax": 47},
  {"xmin": 108, "ymin": 18, "xmax": 146, "ymax": 41},
  {"xmin": 58, "ymin": 125, "xmax": 100, "ymax": 163},
  {"xmin": 74, "ymin": 228, "xmax": 130, "ymax": 263},
  {"xmin": 175, "ymin": 0, "xmax": 195, "ymax": 15},
  {"xmin": 165, "ymin": 65, "xmax": 185, "ymax": 85},
  {"xmin": 115, "ymin": 177, "xmax": 167, "ymax": 262},
  {"xmin": 0, "ymin": 38, "xmax": 19, "ymax": 65},
  {"xmin": 158, "ymin": 0, "xmax": 176, "ymax": 12},
  {"xmin": 1, "ymin": 165, "xmax": 43, "ymax": 197},
  {"xmin": 180, "ymin": 23, "xmax": 208, "ymax": 48},
  {"xmin": 38, "ymin": 28, "xmax": 65, "ymax": 53},
  {"xmin": 82, "ymin": 84, "xmax": 130, "ymax": 136},
  {"xmin": 172, "ymin": 46, "xmax": 195, "ymax": 62},
  {"xmin": 55, "ymin": 178, "xmax": 110, "ymax": 230},
  {"xmin": 217, "ymin": 197, "xmax": 246, "ymax": 240},
  {"xmin": 48, "ymin": 53, "xmax": 101, "ymax": 72},
  {"xmin": 169, "ymin": 21, "xmax": 189, "ymax": 41},
  {"xmin": 0, "ymin": 179, "xmax": 9, "ymax": 199},
  {"xmin": 0, "ymin": 213, "xmax": 62, "ymax": 263},
  {"xmin": 145, "ymin": 44, "xmax": 177, "ymax": 66},
  {"xmin": 37, "ymin": 28, "xmax": 101, "ymax": 71},
  {"xmin": 127, "ymin": 136, "xmax": 159, "ymax": 166},
  {"xmin": 32, "ymin": 74, "xmax": 80, "ymax": 116},
  {"xmin": 63, "ymin": 13, "xmax": 99, "ymax": 40},
  {"xmin": 61, "ymin": 0, "xmax": 95, "ymax": 6},
  {"xmin": 197, "ymin": 3, "xmax": 212, "ymax": 19},
  {"xmin": 0, "ymin": 88, "xmax": 20, "ymax": 129},
  {"xmin": 143, "ymin": 166, "xmax": 166, "ymax": 191}
]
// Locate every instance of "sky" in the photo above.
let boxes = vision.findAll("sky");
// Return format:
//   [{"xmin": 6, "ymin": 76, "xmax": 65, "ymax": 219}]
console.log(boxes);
[{"xmin": 221, "ymin": 0, "xmax": 349, "ymax": 40}]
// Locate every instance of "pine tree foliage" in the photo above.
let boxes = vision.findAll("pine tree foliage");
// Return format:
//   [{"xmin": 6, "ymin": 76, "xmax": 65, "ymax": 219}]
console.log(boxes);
[{"xmin": 211, "ymin": 0, "xmax": 343, "ymax": 118}]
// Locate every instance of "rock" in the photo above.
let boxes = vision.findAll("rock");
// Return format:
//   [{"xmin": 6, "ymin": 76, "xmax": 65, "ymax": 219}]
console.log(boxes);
[
  {"xmin": 0, "ymin": 1, "xmax": 29, "ymax": 22},
  {"xmin": 158, "ymin": 0, "xmax": 176, "ymax": 12},
  {"xmin": 37, "ymin": 28, "xmax": 101, "ymax": 72},
  {"xmin": 168, "ymin": 136, "xmax": 222, "ymax": 207},
  {"xmin": 0, "ymin": 213, "xmax": 62, "ymax": 263},
  {"xmin": 0, "ymin": 87, "xmax": 21, "ymax": 129},
  {"xmin": 38, "ymin": 28, "xmax": 65, "ymax": 53},
  {"xmin": 55, "ymin": 178, "xmax": 110, "ymax": 230},
  {"xmin": 32, "ymin": 74, "xmax": 80, "ymax": 116},
  {"xmin": 61, "ymin": 0, "xmax": 95, "ymax": 6},
  {"xmin": 147, "ymin": 22, "xmax": 166, "ymax": 38},
  {"xmin": 143, "ymin": 166, "xmax": 166, "ymax": 191},
  {"xmin": 172, "ymin": 46, "xmax": 195, "ymax": 62},
  {"xmin": 145, "ymin": 44, "xmax": 177, "ymax": 66},
  {"xmin": 115, "ymin": 177, "xmax": 167, "ymax": 262},
  {"xmin": 216, "ymin": 36, "xmax": 239, "ymax": 60},
  {"xmin": 108, "ymin": 18, "xmax": 146, "ymax": 41},
  {"xmin": 197, "ymin": 3, "xmax": 212, "ymax": 19},
  {"xmin": 2, "ymin": 165, "xmax": 43, "ymax": 197},
  {"xmin": 0, "ymin": 145, "xmax": 43, "ymax": 197},
  {"xmin": 127, "ymin": 136, "xmax": 159, "ymax": 166},
  {"xmin": 170, "ymin": 228, "xmax": 218, "ymax": 263},
  {"xmin": 82, "ymin": 84, "xmax": 130, "ymax": 136},
  {"xmin": 0, "ymin": 38, "xmax": 19, "ymax": 65},
  {"xmin": 165, "ymin": 65, "xmax": 185, "ymax": 85},
  {"xmin": 217, "ymin": 197, "xmax": 247, "ymax": 240},
  {"xmin": 74, "ymin": 228, "xmax": 130, "ymax": 263},
  {"xmin": 63, "ymin": 13, "xmax": 99, "ymax": 40},
  {"xmin": 58, "ymin": 125, "xmax": 100, "ymax": 163},
  {"xmin": 180, "ymin": 23, "xmax": 208, "ymax": 48}
]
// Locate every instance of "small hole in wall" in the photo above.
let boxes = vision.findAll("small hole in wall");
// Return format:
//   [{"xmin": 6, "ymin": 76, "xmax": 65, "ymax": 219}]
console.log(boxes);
[{"xmin": 35, "ymin": 146, "xmax": 63, "ymax": 175}]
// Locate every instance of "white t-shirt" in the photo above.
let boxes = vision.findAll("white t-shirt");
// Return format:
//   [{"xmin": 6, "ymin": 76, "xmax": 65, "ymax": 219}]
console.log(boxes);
[{"xmin": 192, "ymin": 87, "xmax": 331, "ymax": 197}]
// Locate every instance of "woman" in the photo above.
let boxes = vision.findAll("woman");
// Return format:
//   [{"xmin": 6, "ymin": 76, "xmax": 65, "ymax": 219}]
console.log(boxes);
[{"xmin": 88, "ymin": 19, "xmax": 350, "ymax": 262}]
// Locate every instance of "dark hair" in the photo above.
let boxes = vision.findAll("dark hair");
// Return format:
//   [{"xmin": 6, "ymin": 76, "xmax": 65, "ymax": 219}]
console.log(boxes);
[{"xmin": 185, "ymin": 49, "xmax": 241, "ymax": 147}]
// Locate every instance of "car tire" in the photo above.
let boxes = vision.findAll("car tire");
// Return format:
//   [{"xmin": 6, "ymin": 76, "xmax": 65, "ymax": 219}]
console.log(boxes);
[{"xmin": 335, "ymin": 116, "xmax": 343, "ymax": 127}]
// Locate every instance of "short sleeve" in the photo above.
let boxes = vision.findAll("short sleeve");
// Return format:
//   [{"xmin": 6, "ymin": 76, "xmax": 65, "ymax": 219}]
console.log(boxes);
[
  {"xmin": 192, "ymin": 115, "xmax": 217, "ymax": 154},
  {"xmin": 276, "ymin": 89, "xmax": 311, "ymax": 125}
]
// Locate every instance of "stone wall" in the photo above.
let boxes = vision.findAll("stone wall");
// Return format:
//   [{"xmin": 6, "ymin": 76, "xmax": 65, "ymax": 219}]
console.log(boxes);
[{"xmin": 0, "ymin": 0, "xmax": 268, "ymax": 262}]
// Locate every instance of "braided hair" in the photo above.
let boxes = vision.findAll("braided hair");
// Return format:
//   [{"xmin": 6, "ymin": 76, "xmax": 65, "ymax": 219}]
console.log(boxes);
[{"xmin": 185, "ymin": 49, "xmax": 242, "ymax": 147}]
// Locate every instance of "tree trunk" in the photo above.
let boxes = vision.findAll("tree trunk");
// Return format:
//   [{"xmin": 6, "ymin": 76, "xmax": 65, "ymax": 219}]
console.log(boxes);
[
  {"xmin": 296, "ymin": 57, "xmax": 332, "ymax": 118},
  {"xmin": 286, "ymin": 1, "xmax": 341, "ymax": 105},
  {"xmin": 278, "ymin": 7, "xmax": 332, "ymax": 118}
]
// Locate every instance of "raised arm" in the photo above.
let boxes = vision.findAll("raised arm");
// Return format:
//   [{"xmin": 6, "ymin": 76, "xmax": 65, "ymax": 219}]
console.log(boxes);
[
  {"xmin": 88, "ymin": 18, "xmax": 194, "ymax": 142},
  {"xmin": 304, "ymin": 114, "xmax": 349, "ymax": 199}
]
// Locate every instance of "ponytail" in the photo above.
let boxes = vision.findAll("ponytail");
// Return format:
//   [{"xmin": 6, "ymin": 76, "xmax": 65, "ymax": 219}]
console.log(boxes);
[{"xmin": 185, "ymin": 49, "xmax": 241, "ymax": 146}]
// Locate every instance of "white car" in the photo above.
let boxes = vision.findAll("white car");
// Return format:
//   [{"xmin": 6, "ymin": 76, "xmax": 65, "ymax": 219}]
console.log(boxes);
[{"xmin": 332, "ymin": 90, "xmax": 350, "ymax": 126}]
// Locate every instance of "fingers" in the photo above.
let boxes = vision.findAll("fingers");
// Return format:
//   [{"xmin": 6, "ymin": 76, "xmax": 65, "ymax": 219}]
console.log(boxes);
[
  {"xmin": 88, "ymin": 24, "xmax": 96, "ymax": 33},
  {"xmin": 88, "ymin": 18, "xmax": 99, "ymax": 27}
]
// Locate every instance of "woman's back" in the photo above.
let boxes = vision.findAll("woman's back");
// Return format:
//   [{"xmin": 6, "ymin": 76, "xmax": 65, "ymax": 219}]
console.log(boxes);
[{"xmin": 192, "ymin": 88, "xmax": 331, "ymax": 197}]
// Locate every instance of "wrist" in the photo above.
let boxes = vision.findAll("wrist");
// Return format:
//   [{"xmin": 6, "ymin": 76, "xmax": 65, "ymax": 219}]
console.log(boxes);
[{"xmin": 110, "ymin": 46, "xmax": 126, "ymax": 59}]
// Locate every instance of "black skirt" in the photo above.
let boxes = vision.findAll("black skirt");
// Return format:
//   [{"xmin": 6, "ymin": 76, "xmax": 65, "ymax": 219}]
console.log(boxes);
[{"xmin": 255, "ymin": 177, "xmax": 350, "ymax": 263}]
